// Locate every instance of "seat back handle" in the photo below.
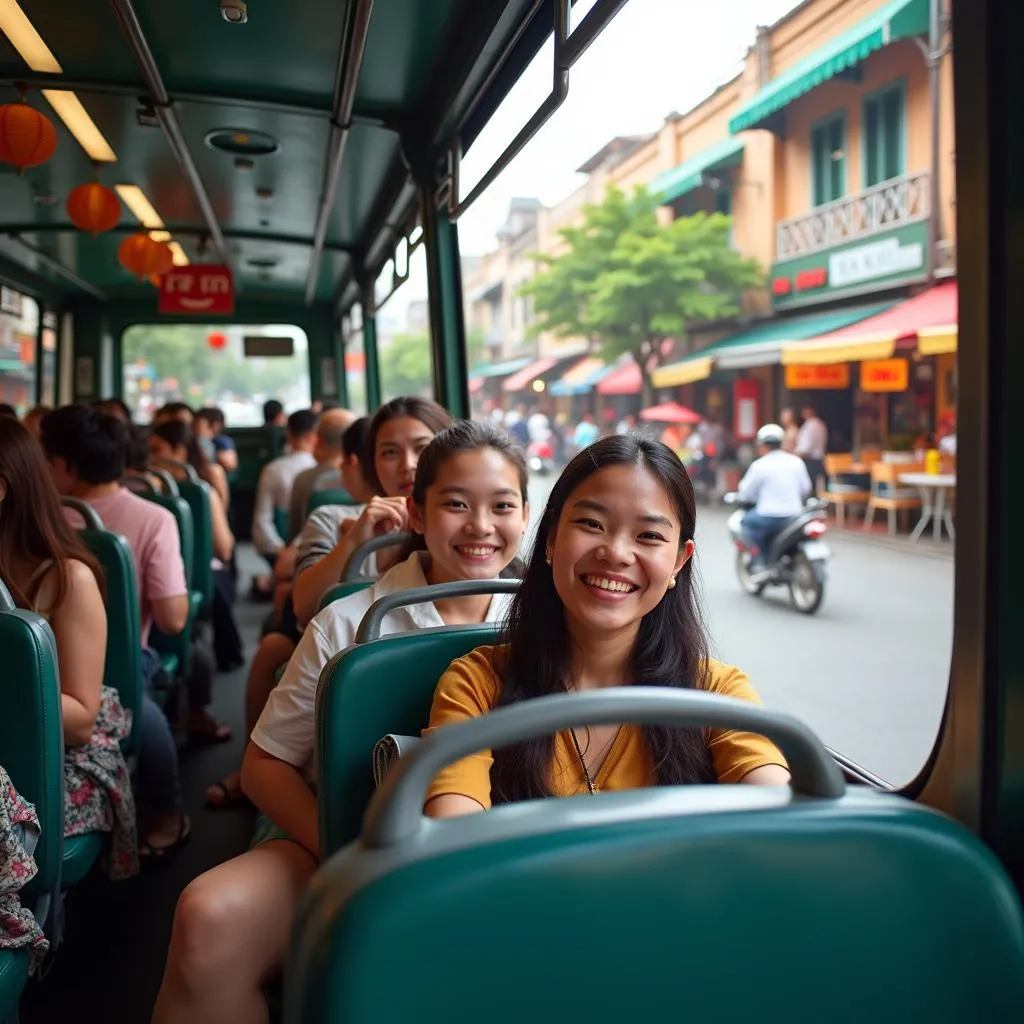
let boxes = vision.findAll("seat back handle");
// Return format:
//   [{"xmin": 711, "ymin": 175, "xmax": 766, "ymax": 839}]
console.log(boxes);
[
  {"xmin": 0, "ymin": 577, "xmax": 14, "ymax": 612},
  {"xmin": 355, "ymin": 579, "xmax": 520, "ymax": 643},
  {"xmin": 60, "ymin": 497, "xmax": 105, "ymax": 531},
  {"xmin": 363, "ymin": 687, "xmax": 845, "ymax": 848},
  {"xmin": 150, "ymin": 456, "xmax": 200, "ymax": 485},
  {"xmin": 342, "ymin": 532, "xmax": 413, "ymax": 583}
]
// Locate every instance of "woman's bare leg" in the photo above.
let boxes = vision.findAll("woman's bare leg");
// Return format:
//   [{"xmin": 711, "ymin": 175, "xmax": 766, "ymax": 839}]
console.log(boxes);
[{"xmin": 151, "ymin": 840, "xmax": 316, "ymax": 1024}]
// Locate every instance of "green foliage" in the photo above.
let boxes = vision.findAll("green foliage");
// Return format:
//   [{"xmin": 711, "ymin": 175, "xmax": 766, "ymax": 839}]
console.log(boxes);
[
  {"xmin": 519, "ymin": 185, "xmax": 762, "ymax": 398},
  {"xmin": 377, "ymin": 327, "xmax": 485, "ymax": 401}
]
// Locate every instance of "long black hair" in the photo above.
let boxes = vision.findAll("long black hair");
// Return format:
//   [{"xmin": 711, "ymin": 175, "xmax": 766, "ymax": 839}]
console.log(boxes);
[
  {"xmin": 397, "ymin": 420, "xmax": 528, "ymax": 577},
  {"xmin": 150, "ymin": 420, "xmax": 213, "ymax": 481},
  {"xmin": 363, "ymin": 396, "xmax": 452, "ymax": 495},
  {"xmin": 490, "ymin": 433, "xmax": 716, "ymax": 802}
]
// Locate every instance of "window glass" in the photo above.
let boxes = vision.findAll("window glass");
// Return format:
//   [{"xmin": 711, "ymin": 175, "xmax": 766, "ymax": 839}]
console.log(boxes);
[
  {"xmin": 0, "ymin": 287, "xmax": 38, "ymax": 415},
  {"xmin": 864, "ymin": 85, "xmax": 905, "ymax": 187},
  {"xmin": 812, "ymin": 114, "xmax": 845, "ymax": 205},
  {"xmin": 377, "ymin": 246, "xmax": 434, "ymax": 403},
  {"xmin": 122, "ymin": 323, "xmax": 311, "ymax": 426},
  {"xmin": 39, "ymin": 309, "xmax": 57, "ymax": 408}
]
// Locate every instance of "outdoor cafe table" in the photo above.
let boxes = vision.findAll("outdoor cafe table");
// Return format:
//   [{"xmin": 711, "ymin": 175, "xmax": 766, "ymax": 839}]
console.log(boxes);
[{"xmin": 898, "ymin": 472, "xmax": 956, "ymax": 542}]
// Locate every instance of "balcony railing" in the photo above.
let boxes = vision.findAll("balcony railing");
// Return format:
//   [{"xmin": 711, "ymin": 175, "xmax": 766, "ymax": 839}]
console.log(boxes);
[{"xmin": 776, "ymin": 170, "xmax": 931, "ymax": 261}]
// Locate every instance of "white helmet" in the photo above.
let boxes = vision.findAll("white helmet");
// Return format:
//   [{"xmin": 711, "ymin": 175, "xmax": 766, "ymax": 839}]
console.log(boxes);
[{"xmin": 756, "ymin": 423, "xmax": 786, "ymax": 447}]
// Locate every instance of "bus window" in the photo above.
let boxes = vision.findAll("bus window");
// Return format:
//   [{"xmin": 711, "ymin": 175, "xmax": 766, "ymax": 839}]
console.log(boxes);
[
  {"xmin": 122, "ymin": 324, "xmax": 311, "ymax": 425},
  {"xmin": 377, "ymin": 246, "xmax": 434, "ymax": 403},
  {"xmin": 39, "ymin": 309, "xmax": 58, "ymax": 409},
  {"xmin": 0, "ymin": 287, "xmax": 38, "ymax": 415},
  {"xmin": 345, "ymin": 325, "xmax": 367, "ymax": 416}
]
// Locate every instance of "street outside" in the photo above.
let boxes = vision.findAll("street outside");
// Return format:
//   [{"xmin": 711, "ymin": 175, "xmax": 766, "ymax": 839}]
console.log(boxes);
[{"xmin": 525, "ymin": 474, "xmax": 953, "ymax": 788}]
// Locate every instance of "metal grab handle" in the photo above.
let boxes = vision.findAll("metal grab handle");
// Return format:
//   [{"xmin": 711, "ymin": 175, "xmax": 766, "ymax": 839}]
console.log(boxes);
[
  {"xmin": 341, "ymin": 532, "xmax": 413, "ymax": 582},
  {"xmin": 60, "ymin": 497, "xmax": 104, "ymax": 531},
  {"xmin": 0, "ymin": 577, "xmax": 14, "ymax": 612},
  {"xmin": 150, "ymin": 456, "xmax": 200, "ymax": 485},
  {"xmin": 355, "ymin": 579, "xmax": 519, "ymax": 643},
  {"xmin": 363, "ymin": 687, "xmax": 845, "ymax": 848},
  {"xmin": 148, "ymin": 467, "xmax": 180, "ymax": 497}
]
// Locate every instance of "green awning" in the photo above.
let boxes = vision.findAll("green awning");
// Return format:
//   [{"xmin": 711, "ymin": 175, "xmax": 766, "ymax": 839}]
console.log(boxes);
[
  {"xmin": 652, "ymin": 302, "xmax": 895, "ymax": 387},
  {"xmin": 728, "ymin": 0, "xmax": 929, "ymax": 134},
  {"xmin": 649, "ymin": 137, "xmax": 745, "ymax": 204},
  {"xmin": 469, "ymin": 356, "xmax": 532, "ymax": 380}
]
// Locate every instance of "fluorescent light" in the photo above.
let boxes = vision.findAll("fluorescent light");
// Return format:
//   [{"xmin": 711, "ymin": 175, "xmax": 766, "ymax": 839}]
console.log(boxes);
[
  {"xmin": 42, "ymin": 90, "xmax": 116, "ymax": 162},
  {"xmin": 149, "ymin": 230, "xmax": 171, "ymax": 242},
  {"xmin": 115, "ymin": 184, "xmax": 164, "ymax": 229},
  {"xmin": 0, "ymin": 0, "xmax": 62, "ymax": 73},
  {"xmin": 168, "ymin": 242, "xmax": 190, "ymax": 266}
]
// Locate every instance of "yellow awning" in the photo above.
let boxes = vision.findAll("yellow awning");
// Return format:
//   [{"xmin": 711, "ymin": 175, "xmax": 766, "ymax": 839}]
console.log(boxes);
[
  {"xmin": 780, "ymin": 333, "xmax": 896, "ymax": 366},
  {"xmin": 917, "ymin": 325, "xmax": 958, "ymax": 355},
  {"xmin": 652, "ymin": 356, "xmax": 713, "ymax": 388}
]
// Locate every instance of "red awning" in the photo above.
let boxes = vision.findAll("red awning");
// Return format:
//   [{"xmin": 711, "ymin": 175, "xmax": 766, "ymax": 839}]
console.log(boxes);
[
  {"xmin": 502, "ymin": 357, "xmax": 558, "ymax": 392},
  {"xmin": 783, "ymin": 282, "xmax": 958, "ymax": 365},
  {"xmin": 597, "ymin": 361, "xmax": 641, "ymax": 395}
]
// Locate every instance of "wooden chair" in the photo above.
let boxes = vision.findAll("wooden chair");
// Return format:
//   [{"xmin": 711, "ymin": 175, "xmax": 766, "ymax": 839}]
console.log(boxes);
[
  {"xmin": 821, "ymin": 454, "xmax": 870, "ymax": 527},
  {"xmin": 864, "ymin": 462, "xmax": 922, "ymax": 536}
]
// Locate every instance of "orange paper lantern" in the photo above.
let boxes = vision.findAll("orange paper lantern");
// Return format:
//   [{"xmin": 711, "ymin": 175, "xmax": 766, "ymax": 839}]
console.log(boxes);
[
  {"xmin": 0, "ymin": 102, "xmax": 57, "ymax": 170},
  {"xmin": 118, "ymin": 233, "xmax": 164, "ymax": 279},
  {"xmin": 66, "ymin": 182, "xmax": 121, "ymax": 235},
  {"xmin": 151, "ymin": 240, "xmax": 175, "ymax": 278},
  {"xmin": 207, "ymin": 332, "xmax": 227, "ymax": 350}
]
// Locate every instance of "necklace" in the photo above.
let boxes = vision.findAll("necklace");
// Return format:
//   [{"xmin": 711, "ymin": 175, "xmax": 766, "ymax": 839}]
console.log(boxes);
[{"xmin": 568, "ymin": 727, "xmax": 598, "ymax": 794}]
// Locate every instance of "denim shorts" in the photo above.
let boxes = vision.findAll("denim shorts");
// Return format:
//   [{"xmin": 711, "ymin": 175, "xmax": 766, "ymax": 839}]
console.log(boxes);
[{"xmin": 248, "ymin": 812, "xmax": 295, "ymax": 850}]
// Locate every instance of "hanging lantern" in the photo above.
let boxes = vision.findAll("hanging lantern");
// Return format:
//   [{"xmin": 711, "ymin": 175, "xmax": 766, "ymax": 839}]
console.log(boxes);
[
  {"xmin": 118, "ymin": 233, "xmax": 163, "ymax": 279},
  {"xmin": 150, "ymin": 239, "xmax": 175, "ymax": 278},
  {"xmin": 66, "ymin": 182, "xmax": 121, "ymax": 235},
  {"xmin": 207, "ymin": 332, "xmax": 227, "ymax": 350},
  {"xmin": 0, "ymin": 102, "xmax": 58, "ymax": 171}
]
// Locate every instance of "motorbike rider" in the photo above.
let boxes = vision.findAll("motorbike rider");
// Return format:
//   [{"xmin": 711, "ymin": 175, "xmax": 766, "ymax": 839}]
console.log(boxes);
[{"xmin": 738, "ymin": 423, "xmax": 813, "ymax": 572}]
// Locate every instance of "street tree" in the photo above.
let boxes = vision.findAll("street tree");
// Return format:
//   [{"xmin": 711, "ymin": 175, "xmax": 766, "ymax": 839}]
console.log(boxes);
[{"xmin": 519, "ymin": 185, "xmax": 762, "ymax": 402}]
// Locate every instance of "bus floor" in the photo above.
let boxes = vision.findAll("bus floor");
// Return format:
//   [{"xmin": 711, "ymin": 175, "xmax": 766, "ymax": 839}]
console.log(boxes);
[{"xmin": 21, "ymin": 545, "xmax": 270, "ymax": 1024}]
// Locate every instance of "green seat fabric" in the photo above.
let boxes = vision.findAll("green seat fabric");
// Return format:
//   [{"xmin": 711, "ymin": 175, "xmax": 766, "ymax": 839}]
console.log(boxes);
[
  {"xmin": 307, "ymin": 489, "xmax": 356, "ymax": 516},
  {"xmin": 176, "ymin": 480, "xmax": 214, "ymax": 611},
  {"xmin": 79, "ymin": 529, "xmax": 143, "ymax": 756},
  {"xmin": 316, "ymin": 580, "xmax": 372, "ymax": 614},
  {"xmin": 274, "ymin": 508, "xmax": 289, "ymax": 545},
  {"xmin": 0, "ymin": 949, "xmax": 29, "ymax": 1020},
  {"xmin": 0, "ymin": 609, "xmax": 64, "ymax": 905},
  {"xmin": 316, "ymin": 625, "xmax": 500, "ymax": 857},
  {"xmin": 158, "ymin": 653, "xmax": 180, "ymax": 680},
  {"xmin": 292, "ymin": 782, "xmax": 1024, "ymax": 1023},
  {"xmin": 142, "ymin": 493, "xmax": 194, "ymax": 679},
  {"xmin": 60, "ymin": 831, "xmax": 103, "ymax": 888}
]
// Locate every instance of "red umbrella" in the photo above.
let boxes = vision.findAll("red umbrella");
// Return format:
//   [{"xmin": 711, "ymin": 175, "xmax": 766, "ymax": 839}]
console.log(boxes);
[{"xmin": 639, "ymin": 401, "xmax": 701, "ymax": 425}]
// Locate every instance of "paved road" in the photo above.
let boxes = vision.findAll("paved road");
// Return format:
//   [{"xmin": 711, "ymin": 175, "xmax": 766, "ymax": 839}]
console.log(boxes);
[{"xmin": 526, "ymin": 476, "xmax": 953, "ymax": 787}]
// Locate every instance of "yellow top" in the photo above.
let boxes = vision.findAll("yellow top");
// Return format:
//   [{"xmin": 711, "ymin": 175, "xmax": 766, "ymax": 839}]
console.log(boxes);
[{"xmin": 425, "ymin": 645, "xmax": 788, "ymax": 808}]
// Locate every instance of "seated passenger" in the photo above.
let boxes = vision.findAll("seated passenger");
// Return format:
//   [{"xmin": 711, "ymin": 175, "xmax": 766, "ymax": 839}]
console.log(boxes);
[
  {"xmin": 21, "ymin": 404, "xmax": 51, "ymax": 439},
  {"xmin": 291, "ymin": 397, "xmax": 452, "ymax": 624},
  {"xmin": 251, "ymin": 409, "xmax": 319, "ymax": 565},
  {"xmin": 152, "ymin": 421, "xmax": 529, "ymax": 1024},
  {"xmin": 425, "ymin": 433, "xmax": 791, "ymax": 821},
  {"xmin": 0, "ymin": 417, "xmax": 138, "ymax": 878},
  {"xmin": 94, "ymin": 397, "xmax": 133, "ymax": 424},
  {"xmin": 42, "ymin": 405, "xmax": 194, "ymax": 859},
  {"xmin": 287, "ymin": 408, "xmax": 356, "ymax": 540},
  {"xmin": 204, "ymin": 415, "xmax": 374, "ymax": 809},
  {"xmin": 194, "ymin": 407, "xmax": 237, "ymax": 474},
  {"xmin": 153, "ymin": 401, "xmax": 195, "ymax": 428}
]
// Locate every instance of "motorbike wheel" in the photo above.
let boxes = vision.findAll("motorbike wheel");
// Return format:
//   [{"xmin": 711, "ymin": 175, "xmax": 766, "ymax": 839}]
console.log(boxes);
[
  {"xmin": 789, "ymin": 554, "xmax": 825, "ymax": 614},
  {"xmin": 736, "ymin": 551, "xmax": 766, "ymax": 596}
]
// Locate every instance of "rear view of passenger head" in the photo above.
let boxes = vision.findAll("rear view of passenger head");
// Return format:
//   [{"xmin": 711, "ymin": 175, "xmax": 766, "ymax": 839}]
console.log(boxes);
[
  {"xmin": 150, "ymin": 420, "xmax": 211, "ymax": 478},
  {"xmin": 263, "ymin": 399, "xmax": 285, "ymax": 426},
  {"xmin": 315, "ymin": 408, "xmax": 352, "ymax": 457},
  {"xmin": 0, "ymin": 416, "xmax": 101, "ymax": 610},
  {"xmin": 94, "ymin": 397, "xmax": 133, "ymax": 423},
  {"xmin": 0, "ymin": 403, "xmax": 17, "ymax": 418},
  {"xmin": 364, "ymin": 396, "xmax": 453, "ymax": 497},
  {"xmin": 40, "ymin": 404, "xmax": 128, "ymax": 491},
  {"xmin": 196, "ymin": 407, "xmax": 226, "ymax": 432},
  {"xmin": 287, "ymin": 408, "xmax": 319, "ymax": 441},
  {"xmin": 154, "ymin": 401, "xmax": 194, "ymax": 426}
]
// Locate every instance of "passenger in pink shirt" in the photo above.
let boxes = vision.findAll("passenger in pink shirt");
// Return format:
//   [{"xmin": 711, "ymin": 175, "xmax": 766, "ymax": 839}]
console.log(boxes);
[{"xmin": 43, "ymin": 405, "xmax": 199, "ymax": 860}]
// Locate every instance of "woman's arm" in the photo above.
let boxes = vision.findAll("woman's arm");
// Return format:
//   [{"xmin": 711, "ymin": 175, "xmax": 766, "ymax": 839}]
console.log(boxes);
[
  {"xmin": 240, "ymin": 742, "xmax": 320, "ymax": 859},
  {"xmin": 205, "ymin": 463, "xmax": 230, "ymax": 509},
  {"xmin": 50, "ymin": 560, "xmax": 107, "ymax": 746},
  {"xmin": 208, "ymin": 487, "xmax": 235, "ymax": 562},
  {"xmin": 424, "ymin": 794, "xmax": 485, "ymax": 819},
  {"xmin": 739, "ymin": 764, "xmax": 791, "ymax": 785}
]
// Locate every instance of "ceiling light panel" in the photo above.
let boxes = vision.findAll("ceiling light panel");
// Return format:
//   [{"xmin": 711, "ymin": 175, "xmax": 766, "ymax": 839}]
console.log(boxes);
[
  {"xmin": 0, "ymin": 0, "xmax": 62, "ymax": 72},
  {"xmin": 43, "ymin": 90, "xmax": 117, "ymax": 162}
]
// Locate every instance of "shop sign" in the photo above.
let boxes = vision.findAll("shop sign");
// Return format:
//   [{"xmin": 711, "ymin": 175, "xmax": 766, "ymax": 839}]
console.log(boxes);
[
  {"xmin": 829, "ymin": 237, "xmax": 924, "ymax": 289},
  {"xmin": 861, "ymin": 358, "xmax": 909, "ymax": 392},
  {"xmin": 785, "ymin": 364, "xmax": 850, "ymax": 390},
  {"xmin": 159, "ymin": 265, "xmax": 235, "ymax": 316}
]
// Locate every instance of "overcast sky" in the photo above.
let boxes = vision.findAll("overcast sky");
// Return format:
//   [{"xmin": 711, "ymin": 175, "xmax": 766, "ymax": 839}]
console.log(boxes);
[{"xmin": 382, "ymin": 0, "xmax": 798, "ymax": 326}]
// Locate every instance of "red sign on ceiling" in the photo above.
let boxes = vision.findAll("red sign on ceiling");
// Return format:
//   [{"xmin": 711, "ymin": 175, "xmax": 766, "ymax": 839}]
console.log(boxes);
[{"xmin": 159, "ymin": 265, "xmax": 235, "ymax": 316}]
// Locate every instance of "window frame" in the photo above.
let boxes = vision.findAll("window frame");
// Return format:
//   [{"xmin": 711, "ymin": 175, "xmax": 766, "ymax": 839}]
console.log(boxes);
[
  {"xmin": 861, "ymin": 78, "xmax": 908, "ymax": 189},
  {"xmin": 809, "ymin": 109, "xmax": 847, "ymax": 207}
]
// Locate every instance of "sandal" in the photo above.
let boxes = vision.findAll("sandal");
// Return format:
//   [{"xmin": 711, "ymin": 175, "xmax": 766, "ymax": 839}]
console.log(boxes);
[
  {"xmin": 140, "ymin": 813, "xmax": 191, "ymax": 864},
  {"xmin": 187, "ymin": 711, "xmax": 232, "ymax": 745},
  {"xmin": 205, "ymin": 776, "xmax": 249, "ymax": 809}
]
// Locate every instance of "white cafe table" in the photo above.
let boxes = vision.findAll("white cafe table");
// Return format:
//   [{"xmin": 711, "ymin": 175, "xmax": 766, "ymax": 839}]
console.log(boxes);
[{"xmin": 898, "ymin": 472, "xmax": 956, "ymax": 542}]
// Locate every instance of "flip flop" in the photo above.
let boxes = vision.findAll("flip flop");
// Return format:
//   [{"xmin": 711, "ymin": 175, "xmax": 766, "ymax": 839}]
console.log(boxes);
[
  {"xmin": 205, "ymin": 778, "xmax": 249, "ymax": 809},
  {"xmin": 140, "ymin": 813, "xmax": 192, "ymax": 865},
  {"xmin": 188, "ymin": 716, "xmax": 232, "ymax": 745}
]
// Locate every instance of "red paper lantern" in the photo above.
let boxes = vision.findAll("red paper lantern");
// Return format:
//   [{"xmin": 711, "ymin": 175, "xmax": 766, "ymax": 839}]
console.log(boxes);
[
  {"xmin": 207, "ymin": 332, "xmax": 227, "ymax": 350},
  {"xmin": 118, "ymin": 233, "xmax": 164, "ymax": 279},
  {"xmin": 150, "ymin": 240, "xmax": 175, "ymax": 278},
  {"xmin": 0, "ymin": 102, "xmax": 58, "ymax": 171},
  {"xmin": 66, "ymin": 182, "xmax": 121, "ymax": 235},
  {"xmin": 67, "ymin": 182, "xmax": 120, "ymax": 235}
]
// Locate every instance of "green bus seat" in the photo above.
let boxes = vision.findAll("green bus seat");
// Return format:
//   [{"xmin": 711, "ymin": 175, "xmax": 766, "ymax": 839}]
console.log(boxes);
[
  {"xmin": 307, "ymin": 489, "xmax": 356, "ymax": 516},
  {"xmin": 0, "ymin": 948, "xmax": 29, "ymax": 1020},
  {"xmin": 316, "ymin": 580, "xmax": 372, "ymax": 614},
  {"xmin": 274, "ymin": 507, "xmax": 290, "ymax": 545},
  {"xmin": 316, "ymin": 624, "xmax": 500, "ymax": 856},
  {"xmin": 291, "ymin": 689, "xmax": 1024, "ymax": 1024},
  {"xmin": 158, "ymin": 653, "xmax": 180, "ymax": 680},
  {"xmin": 177, "ymin": 479, "xmax": 214, "ymax": 612},
  {"xmin": 60, "ymin": 832, "xmax": 104, "ymax": 888}
]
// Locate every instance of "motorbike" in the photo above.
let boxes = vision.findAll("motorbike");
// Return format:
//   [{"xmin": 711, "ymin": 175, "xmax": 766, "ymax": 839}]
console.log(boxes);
[
  {"xmin": 723, "ymin": 493, "xmax": 831, "ymax": 614},
  {"xmin": 527, "ymin": 438, "xmax": 555, "ymax": 475}
]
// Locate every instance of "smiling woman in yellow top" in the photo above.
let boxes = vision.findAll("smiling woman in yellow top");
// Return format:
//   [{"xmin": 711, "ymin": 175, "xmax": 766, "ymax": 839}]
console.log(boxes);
[{"xmin": 425, "ymin": 433, "xmax": 789, "ymax": 817}]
